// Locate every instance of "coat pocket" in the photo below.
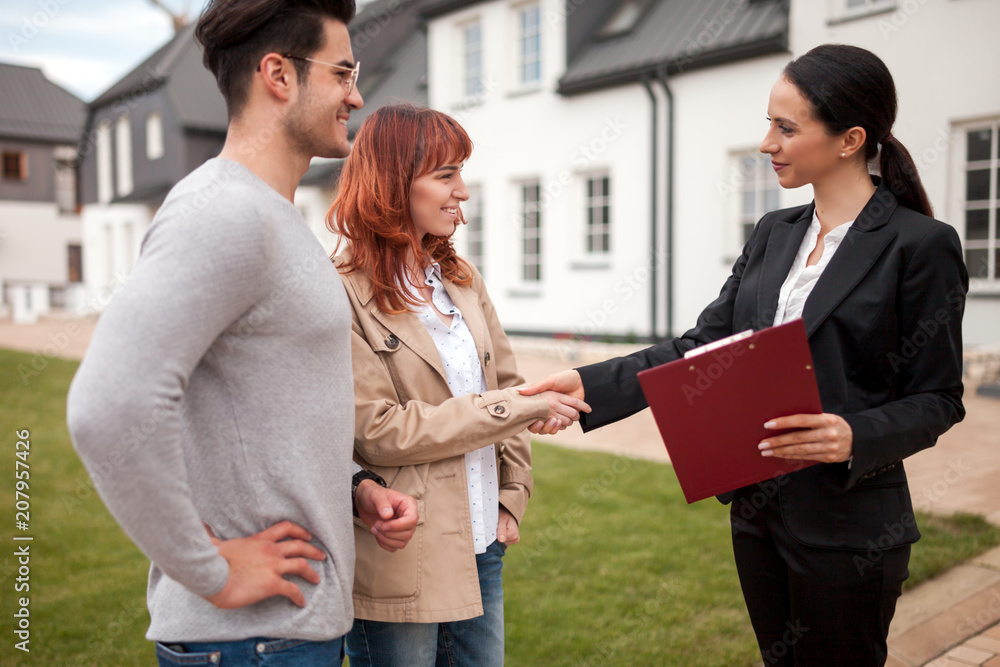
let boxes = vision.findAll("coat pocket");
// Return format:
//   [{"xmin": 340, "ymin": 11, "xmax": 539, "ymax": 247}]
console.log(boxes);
[{"xmin": 352, "ymin": 498, "xmax": 425, "ymax": 602}]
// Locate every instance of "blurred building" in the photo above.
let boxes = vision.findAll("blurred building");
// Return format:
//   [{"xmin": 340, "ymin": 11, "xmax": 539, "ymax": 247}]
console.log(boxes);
[
  {"xmin": 57, "ymin": 0, "xmax": 1000, "ymax": 347},
  {"xmin": 0, "ymin": 62, "xmax": 87, "ymax": 323},
  {"xmin": 422, "ymin": 0, "xmax": 1000, "ymax": 346}
]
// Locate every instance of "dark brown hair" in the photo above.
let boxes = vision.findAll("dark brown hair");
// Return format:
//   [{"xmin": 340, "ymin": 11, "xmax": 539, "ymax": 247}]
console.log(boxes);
[
  {"xmin": 195, "ymin": 0, "xmax": 356, "ymax": 118},
  {"xmin": 784, "ymin": 44, "xmax": 933, "ymax": 217},
  {"xmin": 330, "ymin": 104, "xmax": 474, "ymax": 314}
]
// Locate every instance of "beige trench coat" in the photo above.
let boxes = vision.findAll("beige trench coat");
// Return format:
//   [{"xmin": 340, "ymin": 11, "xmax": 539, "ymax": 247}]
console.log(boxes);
[{"xmin": 336, "ymin": 253, "xmax": 549, "ymax": 623}]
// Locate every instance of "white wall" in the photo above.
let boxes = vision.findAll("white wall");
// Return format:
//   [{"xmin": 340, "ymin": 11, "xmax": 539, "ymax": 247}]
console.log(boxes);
[
  {"xmin": 431, "ymin": 0, "xmax": 1000, "ymax": 345},
  {"xmin": 429, "ymin": 0, "xmax": 659, "ymax": 339},
  {"xmin": 295, "ymin": 185, "xmax": 341, "ymax": 258},
  {"xmin": 0, "ymin": 201, "xmax": 81, "ymax": 283},
  {"xmin": 80, "ymin": 203, "xmax": 152, "ymax": 309},
  {"xmin": 787, "ymin": 0, "xmax": 1000, "ymax": 345}
]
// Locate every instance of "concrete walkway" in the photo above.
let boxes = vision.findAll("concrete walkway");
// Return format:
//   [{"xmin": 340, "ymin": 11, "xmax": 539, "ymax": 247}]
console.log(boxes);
[{"xmin": 3, "ymin": 317, "xmax": 1000, "ymax": 665}]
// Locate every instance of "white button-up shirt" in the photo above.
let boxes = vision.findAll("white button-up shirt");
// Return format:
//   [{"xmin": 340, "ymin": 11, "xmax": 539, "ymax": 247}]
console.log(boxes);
[
  {"xmin": 774, "ymin": 211, "xmax": 855, "ymax": 326},
  {"xmin": 413, "ymin": 263, "xmax": 498, "ymax": 554}
]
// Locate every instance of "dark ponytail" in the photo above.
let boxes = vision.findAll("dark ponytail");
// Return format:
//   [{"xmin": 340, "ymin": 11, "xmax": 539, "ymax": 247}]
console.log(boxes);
[{"xmin": 783, "ymin": 44, "xmax": 933, "ymax": 217}]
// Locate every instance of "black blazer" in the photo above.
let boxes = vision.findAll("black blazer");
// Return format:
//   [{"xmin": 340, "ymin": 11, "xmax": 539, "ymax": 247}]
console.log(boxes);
[{"xmin": 578, "ymin": 181, "xmax": 968, "ymax": 550}]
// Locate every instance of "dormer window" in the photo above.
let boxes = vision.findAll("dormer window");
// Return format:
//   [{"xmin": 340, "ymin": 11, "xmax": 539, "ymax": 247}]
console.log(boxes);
[{"xmin": 597, "ymin": 0, "xmax": 652, "ymax": 38}]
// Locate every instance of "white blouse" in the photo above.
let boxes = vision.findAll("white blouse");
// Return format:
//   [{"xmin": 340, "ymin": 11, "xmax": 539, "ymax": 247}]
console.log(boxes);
[
  {"xmin": 773, "ymin": 210, "xmax": 855, "ymax": 326},
  {"xmin": 413, "ymin": 263, "xmax": 498, "ymax": 554}
]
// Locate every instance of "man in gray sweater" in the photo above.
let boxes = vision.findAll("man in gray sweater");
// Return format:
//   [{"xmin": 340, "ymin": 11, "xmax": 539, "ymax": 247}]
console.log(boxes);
[{"xmin": 66, "ymin": 1, "xmax": 416, "ymax": 664}]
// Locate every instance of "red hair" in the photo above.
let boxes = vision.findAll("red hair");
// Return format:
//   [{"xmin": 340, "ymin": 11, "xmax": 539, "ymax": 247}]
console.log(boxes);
[{"xmin": 330, "ymin": 104, "xmax": 474, "ymax": 314}]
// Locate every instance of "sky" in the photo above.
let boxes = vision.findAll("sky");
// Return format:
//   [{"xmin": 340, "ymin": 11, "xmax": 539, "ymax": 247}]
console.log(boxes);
[{"xmin": 1, "ymin": 0, "xmax": 210, "ymax": 101}]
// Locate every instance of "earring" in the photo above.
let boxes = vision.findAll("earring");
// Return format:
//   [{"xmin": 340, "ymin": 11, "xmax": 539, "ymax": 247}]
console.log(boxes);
[{"xmin": 841, "ymin": 153, "xmax": 846, "ymax": 158}]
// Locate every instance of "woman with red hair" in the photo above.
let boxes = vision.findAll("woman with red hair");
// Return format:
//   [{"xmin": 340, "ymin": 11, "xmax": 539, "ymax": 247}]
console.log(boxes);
[{"xmin": 330, "ymin": 104, "xmax": 589, "ymax": 666}]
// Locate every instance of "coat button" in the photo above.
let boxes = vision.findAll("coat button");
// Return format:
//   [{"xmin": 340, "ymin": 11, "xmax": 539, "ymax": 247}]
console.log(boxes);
[
  {"xmin": 385, "ymin": 334, "xmax": 399, "ymax": 349},
  {"xmin": 484, "ymin": 352, "xmax": 491, "ymax": 365},
  {"xmin": 494, "ymin": 405, "xmax": 505, "ymax": 414}
]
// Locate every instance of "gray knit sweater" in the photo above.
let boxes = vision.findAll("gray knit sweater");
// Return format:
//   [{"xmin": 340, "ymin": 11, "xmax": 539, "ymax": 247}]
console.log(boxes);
[{"xmin": 67, "ymin": 158, "xmax": 355, "ymax": 642}]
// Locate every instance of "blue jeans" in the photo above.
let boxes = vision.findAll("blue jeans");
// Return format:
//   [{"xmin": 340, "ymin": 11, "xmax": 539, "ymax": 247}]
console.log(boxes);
[
  {"xmin": 346, "ymin": 539, "xmax": 506, "ymax": 667},
  {"xmin": 155, "ymin": 636, "xmax": 344, "ymax": 666}
]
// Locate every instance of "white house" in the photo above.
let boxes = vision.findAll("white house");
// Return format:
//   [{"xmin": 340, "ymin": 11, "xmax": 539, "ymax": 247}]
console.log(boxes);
[
  {"xmin": 421, "ymin": 0, "xmax": 1000, "ymax": 347},
  {"xmin": 0, "ymin": 63, "xmax": 87, "ymax": 323}
]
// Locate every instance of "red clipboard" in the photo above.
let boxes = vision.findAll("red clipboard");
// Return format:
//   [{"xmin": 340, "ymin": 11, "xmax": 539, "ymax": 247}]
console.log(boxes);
[{"xmin": 637, "ymin": 319, "xmax": 823, "ymax": 503}]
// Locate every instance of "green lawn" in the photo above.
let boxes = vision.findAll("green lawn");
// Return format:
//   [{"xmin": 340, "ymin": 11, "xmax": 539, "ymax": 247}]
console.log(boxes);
[{"xmin": 2, "ymin": 347, "xmax": 999, "ymax": 666}]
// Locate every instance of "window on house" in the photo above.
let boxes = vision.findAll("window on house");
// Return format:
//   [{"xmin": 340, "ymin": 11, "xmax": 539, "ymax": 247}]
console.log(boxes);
[
  {"xmin": 585, "ymin": 174, "xmax": 610, "ymax": 254},
  {"xmin": 96, "ymin": 121, "xmax": 113, "ymax": 204},
  {"xmin": 597, "ymin": 0, "xmax": 651, "ymax": 38},
  {"xmin": 738, "ymin": 152, "xmax": 780, "ymax": 247},
  {"xmin": 465, "ymin": 184, "xmax": 485, "ymax": 275},
  {"xmin": 68, "ymin": 244, "xmax": 83, "ymax": 283},
  {"xmin": 54, "ymin": 145, "xmax": 77, "ymax": 213},
  {"xmin": 964, "ymin": 125, "xmax": 1000, "ymax": 284},
  {"xmin": 146, "ymin": 111, "xmax": 164, "ymax": 160},
  {"xmin": 831, "ymin": 0, "xmax": 896, "ymax": 21},
  {"xmin": 464, "ymin": 22, "xmax": 483, "ymax": 99},
  {"xmin": 521, "ymin": 182, "xmax": 541, "ymax": 281},
  {"xmin": 116, "ymin": 114, "xmax": 133, "ymax": 196},
  {"xmin": 518, "ymin": 4, "xmax": 541, "ymax": 86},
  {"xmin": 2, "ymin": 151, "xmax": 27, "ymax": 181}
]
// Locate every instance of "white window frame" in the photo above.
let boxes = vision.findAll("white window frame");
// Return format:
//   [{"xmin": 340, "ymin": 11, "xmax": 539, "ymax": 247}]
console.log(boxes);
[
  {"xmin": 115, "ymin": 114, "xmax": 133, "ymax": 197},
  {"xmin": 54, "ymin": 145, "xmax": 77, "ymax": 213},
  {"xmin": 462, "ymin": 20, "xmax": 484, "ymax": 101},
  {"xmin": 583, "ymin": 172, "xmax": 611, "ymax": 255},
  {"xmin": 96, "ymin": 121, "xmax": 113, "ymax": 204},
  {"xmin": 727, "ymin": 150, "xmax": 780, "ymax": 260},
  {"xmin": 146, "ymin": 111, "xmax": 164, "ymax": 160},
  {"xmin": 827, "ymin": 0, "xmax": 896, "ymax": 24},
  {"xmin": 520, "ymin": 180, "xmax": 542, "ymax": 283},
  {"xmin": 515, "ymin": 2, "xmax": 542, "ymax": 89},
  {"xmin": 958, "ymin": 120, "xmax": 1000, "ymax": 291},
  {"xmin": 463, "ymin": 184, "xmax": 485, "ymax": 275}
]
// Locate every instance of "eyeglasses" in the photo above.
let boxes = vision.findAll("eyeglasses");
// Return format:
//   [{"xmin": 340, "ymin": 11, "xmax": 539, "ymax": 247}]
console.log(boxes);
[{"xmin": 284, "ymin": 55, "xmax": 360, "ymax": 96}]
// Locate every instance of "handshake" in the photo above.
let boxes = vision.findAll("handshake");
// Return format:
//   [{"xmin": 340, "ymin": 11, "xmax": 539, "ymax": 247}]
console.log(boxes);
[{"xmin": 517, "ymin": 369, "xmax": 589, "ymax": 435}]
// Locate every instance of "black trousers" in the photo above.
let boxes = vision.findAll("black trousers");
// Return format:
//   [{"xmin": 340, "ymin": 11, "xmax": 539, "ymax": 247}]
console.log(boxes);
[{"xmin": 730, "ymin": 487, "xmax": 910, "ymax": 666}]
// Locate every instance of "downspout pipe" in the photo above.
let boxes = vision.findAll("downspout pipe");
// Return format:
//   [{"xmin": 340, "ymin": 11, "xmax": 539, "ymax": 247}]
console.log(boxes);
[
  {"xmin": 641, "ymin": 73, "xmax": 658, "ymax": 342},
  {"xmin": 657, "ymin": 65, "xmax": 674, "ymax": 340}
]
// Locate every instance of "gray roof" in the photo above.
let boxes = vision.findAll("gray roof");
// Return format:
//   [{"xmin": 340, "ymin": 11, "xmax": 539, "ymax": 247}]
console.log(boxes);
[
  {"xmin": 559, "ymin": 0, "xmax": 789, "ymax": 94},
  {"xmin": 301, "ymin": 0, "xmax": 430, "ymax": 188},
  {"xmin": 91, "ymin": 23, "xmax": 227, "ymax": 132},
  {"xmin": 347, "ymin": 27, "xmax": 428, "ymax": 134},
  {"xmin": 0, "ymin": 62, "xmax": 86, "ymax": 143}
]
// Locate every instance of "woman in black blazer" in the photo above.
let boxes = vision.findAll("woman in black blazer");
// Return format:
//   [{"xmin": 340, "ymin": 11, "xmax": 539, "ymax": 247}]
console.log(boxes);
[{"xmin": 521, "ymin": 44, "xmax": 968, "ymax": 665}]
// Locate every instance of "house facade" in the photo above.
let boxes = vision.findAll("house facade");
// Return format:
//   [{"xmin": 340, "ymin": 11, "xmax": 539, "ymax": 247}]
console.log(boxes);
[
  {"xmin": 68, "ymin": 0, "xmax": 1000, "ymax": 349},
  {"xmin": 420, "ymin": 0, "xmax": 1000, "ymax": 347},
  {"xmin": 0, "ymin": 63, "xmax": 87, "ymax": 323},
  {"xmin": 77, "ymin": 24, "xmax": 229, "ymax": 307}
]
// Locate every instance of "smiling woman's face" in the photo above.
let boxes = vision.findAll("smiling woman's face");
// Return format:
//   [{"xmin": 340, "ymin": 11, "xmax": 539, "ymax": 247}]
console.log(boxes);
[
  {"xmin": 409, "ymin": 162, "xmax": 469, "ymax": 240},
  {"xmin": 759, "ymin": 77, "xmax": 844, "ymax": 190}
]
